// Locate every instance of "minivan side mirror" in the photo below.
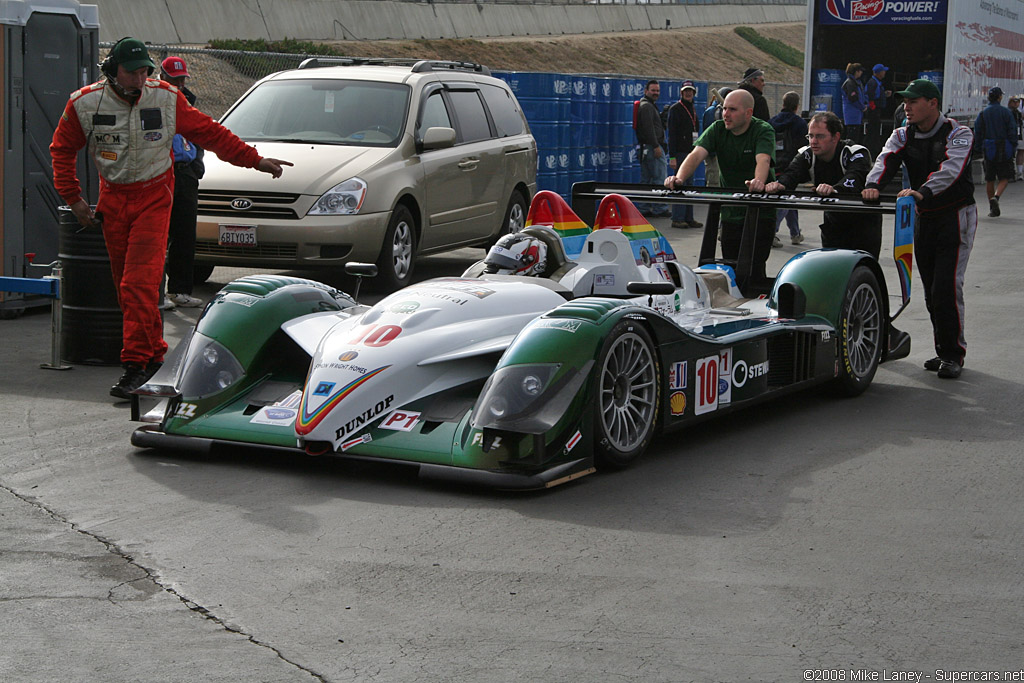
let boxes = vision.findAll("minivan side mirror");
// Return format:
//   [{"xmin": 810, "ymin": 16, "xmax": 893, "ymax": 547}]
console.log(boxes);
[{"xmin": 420, "ymin": 126, "xmax": 457, "ymax": 151}]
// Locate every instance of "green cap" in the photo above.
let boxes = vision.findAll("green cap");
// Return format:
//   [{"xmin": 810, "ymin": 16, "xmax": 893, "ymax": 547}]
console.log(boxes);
[
  {"xmin": 897, "ymin": 79, "xmax": 941, "ymax": 102},
  {"xmin": 109, "ymin": 38, "xmax": 156, "ymax": 72}
]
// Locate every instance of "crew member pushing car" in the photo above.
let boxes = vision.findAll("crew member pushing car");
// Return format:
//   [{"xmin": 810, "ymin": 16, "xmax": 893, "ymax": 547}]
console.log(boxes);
[
  {"xmin": 50, "ymin": 38, "xmax": 293, "ymax": 399},
  {"xmin": 862, "ymin": 79, "xmax": 976, "ymax": 379}
]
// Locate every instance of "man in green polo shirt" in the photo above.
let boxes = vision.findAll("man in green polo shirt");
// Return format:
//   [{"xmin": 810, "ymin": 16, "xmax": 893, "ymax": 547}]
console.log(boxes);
[{"xmin": 664, "ymin": 89, "xmax": 777, "ymax": 289}]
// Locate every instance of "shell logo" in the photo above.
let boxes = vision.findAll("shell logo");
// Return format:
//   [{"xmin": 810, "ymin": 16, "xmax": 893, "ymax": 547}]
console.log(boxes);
[{"xmin": 670, "ymin": 391, "xmax": 687, "ymax": 416}]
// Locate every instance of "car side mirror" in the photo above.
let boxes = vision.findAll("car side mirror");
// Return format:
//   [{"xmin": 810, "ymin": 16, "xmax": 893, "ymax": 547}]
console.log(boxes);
[{"xmin": 420, "ymin": 126, "xmax": 456, "ymax": 151}]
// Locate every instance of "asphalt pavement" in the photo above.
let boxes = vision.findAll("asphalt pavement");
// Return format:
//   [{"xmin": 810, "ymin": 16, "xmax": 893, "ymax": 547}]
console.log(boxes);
[{"xmin": 2, "ymin": 184, "xmax": 1023, "ymax": 682}]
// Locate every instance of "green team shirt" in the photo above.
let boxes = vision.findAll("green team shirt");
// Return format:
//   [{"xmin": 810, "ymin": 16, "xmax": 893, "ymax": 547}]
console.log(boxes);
[{"xmin": 696, "ymin": 117, "xmax": 777, "ymax": 224}]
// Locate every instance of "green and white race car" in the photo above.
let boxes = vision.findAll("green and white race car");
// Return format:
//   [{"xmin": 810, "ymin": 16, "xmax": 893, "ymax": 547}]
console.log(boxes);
[{"xmin": 132, "ymin": 186, "xmax": 913, "ymax": 489}]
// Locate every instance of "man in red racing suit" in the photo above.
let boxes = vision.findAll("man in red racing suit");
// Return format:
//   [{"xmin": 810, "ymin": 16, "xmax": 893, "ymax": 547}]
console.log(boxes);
[{"xmin": 50, "ymin": 38, "xmax": 292, "ymax": 399}]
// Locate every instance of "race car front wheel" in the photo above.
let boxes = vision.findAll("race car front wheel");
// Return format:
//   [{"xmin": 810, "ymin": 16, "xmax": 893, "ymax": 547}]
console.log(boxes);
[
  {"xmin": 835, "ymin": 264, "xmax": 883, "ymax": 396},
  {"xmin": 593, "ymin": 321, "xmax": 661, "ymax": 469}
]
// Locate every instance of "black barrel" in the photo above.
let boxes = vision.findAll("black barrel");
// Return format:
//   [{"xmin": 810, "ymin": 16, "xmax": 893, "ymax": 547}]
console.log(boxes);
[{"xmin": 58, "ymin": 206, "xmax": 122, "ymax": 365}]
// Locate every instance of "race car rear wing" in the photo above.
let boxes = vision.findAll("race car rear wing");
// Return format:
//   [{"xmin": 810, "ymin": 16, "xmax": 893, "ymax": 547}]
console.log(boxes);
[{"xmin": 570, "ymin": 182, "xmax": 912, "ymax": 311}]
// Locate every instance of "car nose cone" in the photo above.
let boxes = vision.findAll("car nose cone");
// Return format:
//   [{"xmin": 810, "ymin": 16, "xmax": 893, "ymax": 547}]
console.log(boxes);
[{"xmin": 230, "ymin": 198, "xmax": 253, "ymax": 210}]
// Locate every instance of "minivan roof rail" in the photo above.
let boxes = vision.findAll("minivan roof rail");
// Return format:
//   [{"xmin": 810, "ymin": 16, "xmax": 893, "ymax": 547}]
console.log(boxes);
[
  {"xmin": 297, "ymin": 56, "xmax": 489, "ymax": 76},
  {"xmin": 411, "ymin": 60, "xmax": 490, "ymax": 76}
]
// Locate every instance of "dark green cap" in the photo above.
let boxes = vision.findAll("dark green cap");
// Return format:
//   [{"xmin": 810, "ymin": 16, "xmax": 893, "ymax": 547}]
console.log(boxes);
[
  {"xmin": 109, "ymin": 38, "xmax": 156, "ymax": 72},
  {"xmin": 897, "ymin": 79, "xmax": 941, "ymax": 102}
]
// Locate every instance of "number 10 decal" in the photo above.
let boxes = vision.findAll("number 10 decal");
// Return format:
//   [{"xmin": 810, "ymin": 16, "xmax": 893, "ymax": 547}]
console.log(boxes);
[
  {"xmin": 695, "ymin": 348, "xmax": 732, "ymax": 415},
  {"xmin": 350, "ymin": 324, "xmax": 402, "ymax": 347}
]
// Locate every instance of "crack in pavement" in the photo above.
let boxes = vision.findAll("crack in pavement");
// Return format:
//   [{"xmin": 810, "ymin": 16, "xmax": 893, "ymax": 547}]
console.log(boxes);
[{"xmin": 1, "ymin": 481, "xmax": 328, "ymax": 683}]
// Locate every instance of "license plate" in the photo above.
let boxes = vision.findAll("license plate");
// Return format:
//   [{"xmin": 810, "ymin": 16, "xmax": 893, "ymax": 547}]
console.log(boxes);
[{"xmin": 219, "ymin": 224, "xmax": 257, "ymax": 247}]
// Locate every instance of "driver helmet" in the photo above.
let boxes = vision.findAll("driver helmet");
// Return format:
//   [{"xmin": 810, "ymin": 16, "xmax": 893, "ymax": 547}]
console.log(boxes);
[{"xmin": 483, "ymin": 233, "xmax": 548, "ymax": 276}]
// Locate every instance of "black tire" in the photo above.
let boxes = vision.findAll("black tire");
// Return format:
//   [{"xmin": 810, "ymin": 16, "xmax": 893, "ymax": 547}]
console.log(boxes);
[
  {"xmin": 593, "ymin": 320, "xmax": 661, "ymax": 469},
  {"xmin": 193, "ymin": 264, "xmax": 215, "ymax": 285},
  {"xmin": 375, "ymin": 204, "xmax": 417, "ymax": 291},
  {"xmin": 487, "ymin": 190, "xmax": 527, "ymax": 248},
  {"xmin": 835, "ymin": 265, "xmax": 884, "ymax": 396}
]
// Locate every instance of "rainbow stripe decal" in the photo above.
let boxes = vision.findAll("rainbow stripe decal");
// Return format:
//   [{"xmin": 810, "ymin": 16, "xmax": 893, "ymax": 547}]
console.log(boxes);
[
  {"xmin": 593, "ymin": 193, "xmax": 678, "ymax": 265},
  {"xmin": 893, "ymin": 196, "xmax": 916, "ymax": 305},
  {"xmin": 525, "ymin": 190, "xmax": 591, "ymax": 258},
  {"xmin": 295, "ymin": 365, "xmax": 390, "ymax": 435}
]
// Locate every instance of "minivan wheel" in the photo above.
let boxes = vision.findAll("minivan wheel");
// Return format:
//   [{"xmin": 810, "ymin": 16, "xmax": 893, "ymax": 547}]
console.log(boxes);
[
  {"xmin": 504, "ymin": 191, "xmax": 527, "ymax": 236},
  {"xmin": 487, "ymin": 191, "xmax": 527, "ymax": 249},
  {"xmin": 375, "ymin": 205, "xmax": 416, "ymax": 291}
]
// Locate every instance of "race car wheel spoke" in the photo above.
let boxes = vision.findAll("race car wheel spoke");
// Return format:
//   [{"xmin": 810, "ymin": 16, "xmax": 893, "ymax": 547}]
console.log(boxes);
[
  {"xmin": 834, "ymin": 266, "xmax": 884, "ymax": 397},
  {"xmin": 596, "ymin": 329, "xmax": 658, "ymax": 457}
]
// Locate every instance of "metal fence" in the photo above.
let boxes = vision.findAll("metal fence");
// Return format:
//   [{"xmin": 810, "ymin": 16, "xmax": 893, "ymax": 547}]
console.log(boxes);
[{"xmin": 123, "ymin": 45, "xmax": 800, "ymax": 120}]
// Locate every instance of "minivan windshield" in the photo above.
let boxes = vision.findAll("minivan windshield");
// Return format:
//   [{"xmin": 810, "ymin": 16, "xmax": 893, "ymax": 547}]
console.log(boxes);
[{"xmin": 221, "ymin": 79, "xmax": 410, "ymax": 147}]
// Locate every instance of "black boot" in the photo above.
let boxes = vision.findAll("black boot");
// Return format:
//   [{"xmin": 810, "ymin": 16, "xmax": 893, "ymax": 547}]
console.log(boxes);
[{"xmin": 110, "ymin": 363, "xmax": 148, "ymax": 400}]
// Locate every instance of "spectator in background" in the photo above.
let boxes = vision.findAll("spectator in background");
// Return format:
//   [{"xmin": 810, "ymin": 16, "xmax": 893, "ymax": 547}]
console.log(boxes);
[
  {"xmin": 841, "ymin": 62, "xmax": 867, "ymax": 145},
  {"xmin": 635, "ymin": 79, "xmax": 670, "ymax": 218},
  {"xmin": 864, "ymin": 64, "xmax": 891, "ymax": 156},
  {"xmin": 160, "ymin": 56, "xmax": 205, "ymax": 308},
  {"xmin": 667, "ymin": 80, "xmax": 703, "ymax": 228},
  {"xmin": 1008, "ymin": 96, "xmax": 1024, "ymax": 180},
  {"xmin": 701, "ymin": 86, "xmax": 733, "ymax": 188},
  {"xmin": 737, "ymin": 67, "xmax": 770, "ymax": 121},
  {"xmin": 768, "ymin": 91, "xmax": 807, "ymax": 247},
  {"xmin": 974, "ymin": 86, "xmax": 1017, "ymax": 217},
  {"xmin": 665, "ymin": 89, "xmax": 776, "ymax": 293}
]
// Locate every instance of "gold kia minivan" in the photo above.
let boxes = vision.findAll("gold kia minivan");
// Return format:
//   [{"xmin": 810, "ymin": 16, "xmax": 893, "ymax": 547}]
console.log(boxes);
[{"xmin": 194, "ymin": 58, "xmax": 537, "ymax": 289}]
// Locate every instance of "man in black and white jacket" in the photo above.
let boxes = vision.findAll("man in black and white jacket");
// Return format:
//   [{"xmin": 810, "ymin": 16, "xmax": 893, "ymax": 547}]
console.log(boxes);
[
  {"xmin": 765, "ymin": 111, "xmax": 881, "ymax": 258},
  {"xmin": 863, "ymin": 79, "xmax": 976, "ymax": 380}
]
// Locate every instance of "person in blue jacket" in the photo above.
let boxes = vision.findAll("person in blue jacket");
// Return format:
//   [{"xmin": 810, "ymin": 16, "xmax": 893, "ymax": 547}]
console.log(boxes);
[
  {"xmin": 974, "ymin": 86, "xmax": 1018, "ymax": 217},
  {"xmin": 841, "ymin": 63, "xmax": 867, "ymax": 145}
]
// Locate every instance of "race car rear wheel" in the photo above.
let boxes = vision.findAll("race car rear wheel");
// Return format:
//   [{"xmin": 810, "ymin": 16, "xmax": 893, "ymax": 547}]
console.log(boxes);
[
  {"xmin": 835, "ymin": 265, "xmax": 883, "ymax": 396},
  {"xmin": 594, "ymin": 321, "xmax": 661, "ymax": 469}
]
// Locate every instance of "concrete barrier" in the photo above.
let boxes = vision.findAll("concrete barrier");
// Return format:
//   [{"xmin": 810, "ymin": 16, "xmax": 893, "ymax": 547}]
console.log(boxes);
[{"xmin": 89, "ymin": 1, "xmax": 804, "ymax": 44}]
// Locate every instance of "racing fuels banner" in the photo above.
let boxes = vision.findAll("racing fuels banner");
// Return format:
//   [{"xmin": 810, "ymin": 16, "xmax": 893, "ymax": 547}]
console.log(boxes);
[{"xmin": 818, "ymin": 0, "xmax": 947, "ymax": 25}]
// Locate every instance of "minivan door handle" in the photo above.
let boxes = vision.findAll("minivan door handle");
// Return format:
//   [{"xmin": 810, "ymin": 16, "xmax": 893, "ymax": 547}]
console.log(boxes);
[{"xmin": 458, "ymin": 157, "xmax": 480, "ymax": 170}]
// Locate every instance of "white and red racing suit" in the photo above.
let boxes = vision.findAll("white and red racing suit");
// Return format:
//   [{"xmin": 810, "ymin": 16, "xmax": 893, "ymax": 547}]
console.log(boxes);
[{"xmin": 50, "ymin": 77, "xmax": 263, "ymax": 365}]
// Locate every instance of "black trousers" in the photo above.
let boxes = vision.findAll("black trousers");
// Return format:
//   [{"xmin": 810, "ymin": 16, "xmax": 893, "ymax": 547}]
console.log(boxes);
[
  {"xmin": 864, "ymin": 109, "xmax": 883, "ymax": 158},
  {"xmin": 821, "ymin": 212, "xmax": 883, "ymax": 260},
  {"xmin": 915, "ymin": 204, "xmax": 977, "ymax": 365},
  {"xmin": 721, "ymin": 212, "xmax": 775, "ymax": 292},
  {"xmin": 165, "ymin": 167, "xmax": 200, "ymax": 295}
]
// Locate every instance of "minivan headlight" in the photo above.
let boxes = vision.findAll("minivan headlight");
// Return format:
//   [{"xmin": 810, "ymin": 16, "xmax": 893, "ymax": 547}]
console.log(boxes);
[{"xmin": 308, "ymin": 178, "xmax": 366, "ymax": 215}]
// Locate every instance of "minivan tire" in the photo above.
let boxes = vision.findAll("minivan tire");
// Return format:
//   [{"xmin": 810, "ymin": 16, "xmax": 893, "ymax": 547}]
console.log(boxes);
[{"xmin": 375, "ymin": 204, "xmax": 417, "ymax": 291}]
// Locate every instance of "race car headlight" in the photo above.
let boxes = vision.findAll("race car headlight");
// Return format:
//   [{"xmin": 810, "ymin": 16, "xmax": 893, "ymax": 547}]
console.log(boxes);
[
  {"xmin": 307, "ymin": 177, "xmax": 366, "ymax": 215},
  {"xmin": 177, "ymin": 332, "xmax": 245, "ymax": 400},
  {"xmin": 471, "ymin": 361, "xmax": 592, "ymax": 434}
]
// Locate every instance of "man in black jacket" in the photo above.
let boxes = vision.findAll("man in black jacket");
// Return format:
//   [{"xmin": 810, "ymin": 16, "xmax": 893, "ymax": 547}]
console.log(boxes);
[
  {"xmin": 636, "ymin": 79, "xmax": 670, "ymax": 217},
  {"xmin": 667, "ymin": 80, "xmax": 702, "ymax": 228},
  {"xmin": 738, "ymin": 67, "xmax": 770, "ymax": 121},
  {"xmin": 863, "ymin": 79, "xmax": 976, "ymax": 379},
  {"xmin": 765, "ymin": 111, "xmax": 880, "ymax": 258}
]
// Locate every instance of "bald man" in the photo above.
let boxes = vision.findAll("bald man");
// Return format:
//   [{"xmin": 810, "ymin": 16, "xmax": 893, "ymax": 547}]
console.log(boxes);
[{"xmin": 665, "ymin": 89, "xmax": 777, "ymax": 290}]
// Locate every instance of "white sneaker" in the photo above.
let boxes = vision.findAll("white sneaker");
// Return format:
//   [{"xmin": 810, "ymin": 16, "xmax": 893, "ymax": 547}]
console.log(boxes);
[
  {"xmin": 167, "ymin": 292, "xmax": 203, "ymax": 308},
  {"xmin": 791, "ymin": 233, "xmax": 805, "ymax": 245},
  {"xmin": 772, "ymin": 235, "xmax": 783, "ymax": 248}
]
